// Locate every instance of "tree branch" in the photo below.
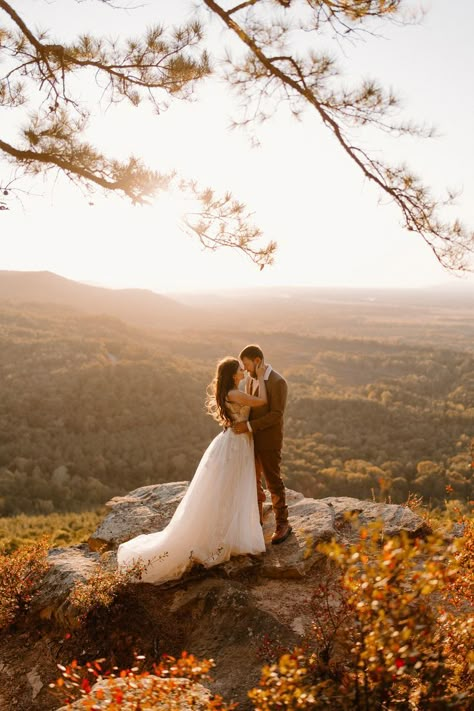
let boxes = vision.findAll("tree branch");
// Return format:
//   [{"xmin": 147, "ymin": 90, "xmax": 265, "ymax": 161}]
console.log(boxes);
[
  {"xmin": 0, "ymin": 1, "xmax": 43, "ymax": 53},
  {"xmin": 203, "ymin": 0, "xmax": 474, "ymax": 270},
  {"xmin": 228, "ymin": 0, "xmax": 259, "ymax": 15},
  {"xmin": 0, "ymin": 136, "xmax": 164, "ymax": 202}
]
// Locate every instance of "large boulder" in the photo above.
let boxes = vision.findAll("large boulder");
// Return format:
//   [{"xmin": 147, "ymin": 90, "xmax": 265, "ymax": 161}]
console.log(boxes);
[
  {"xmin": 88, "ymin": 483, "xmax": 431, "ymax": 580},
  {"xmin": 28, "ymin": 484, "xmax": 430, "ymax": 632},
  {"xmin": 88, "ymin": 482, "xmax": 189, "ymax": 552},
  {"xmin": 29, "ymin": 545, "xmax": 101, "ymax": 628},
  {"xmin": 319, "ymin": 495, "xmax": 431, "ymax": 538}
]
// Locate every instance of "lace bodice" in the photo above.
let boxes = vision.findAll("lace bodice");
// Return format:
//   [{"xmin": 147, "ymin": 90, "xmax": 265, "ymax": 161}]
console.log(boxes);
[{"xmin": 226, "ymin": 400, "xmax": 251, "ymax": 423}]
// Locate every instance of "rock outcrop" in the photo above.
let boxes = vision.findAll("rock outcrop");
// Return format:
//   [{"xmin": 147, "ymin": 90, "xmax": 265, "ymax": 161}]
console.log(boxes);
[
  {"xmin": 87, "ymin": 482, "xmax": 429, "ymax": 574},
  {"xmin": 88, "ymin": 482, "xmax": 189, "ymax": 553},
  {"xmin": 2, "ymin": 484, "xmax": 430, "ymax": 711},
  {"xmin": 30, "ymin": 484, "xmax": 430, "ymax": 629}
]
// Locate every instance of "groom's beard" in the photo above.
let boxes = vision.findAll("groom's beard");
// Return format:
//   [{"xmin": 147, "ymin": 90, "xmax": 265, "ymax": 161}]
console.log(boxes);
[{"xmin": 249, "ymin": 363, "xmax": 259, "ymax": 378}]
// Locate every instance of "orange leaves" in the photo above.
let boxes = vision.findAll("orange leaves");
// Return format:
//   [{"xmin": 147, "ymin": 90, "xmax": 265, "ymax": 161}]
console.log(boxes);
[
  {"xmin": 446, "ymin": 516, "xmax": 474, "ymax": 608},
  {"xmin": 152, "ymin": 652, "xmax": 217, "ymax": 683},
  {"xmin": 67, "ymin": 555, "xmax": 148, "ymax": 623},
  {"xmin": 49, "ymin": 651, "xmax": 237, "ymax": 710},
  {"xmin": 248, "ymin": 651, "xmax": 317, "ymax": 711},
  {"xmin": 249, "ymin": 515, "xmax": 473, "ymax": 709},
  {"xmin": 0, "ymin": 535, "xmax": 49, "ymax": 630}
]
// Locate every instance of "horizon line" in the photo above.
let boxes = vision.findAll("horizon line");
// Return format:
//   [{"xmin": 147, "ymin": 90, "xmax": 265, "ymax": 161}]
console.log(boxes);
[{"xmin": 2, "ymin": 268, "xmax": 474, "ymax": 295}]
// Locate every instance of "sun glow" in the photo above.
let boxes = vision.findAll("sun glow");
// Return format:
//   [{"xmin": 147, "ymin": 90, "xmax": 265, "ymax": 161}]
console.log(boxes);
[{"xmin": 2, "ymin": 2, "xmax": 474, "ymax": 293}]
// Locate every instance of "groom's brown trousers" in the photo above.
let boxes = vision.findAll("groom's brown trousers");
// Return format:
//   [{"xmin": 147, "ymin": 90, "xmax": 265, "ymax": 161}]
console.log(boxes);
[
  {"xmin": 248, "ymin": 368, "xmax": 289, "ymax": 526},
  {"xmin": 255, "ymin": 450, "xmax": 288, "ymax": 525}
]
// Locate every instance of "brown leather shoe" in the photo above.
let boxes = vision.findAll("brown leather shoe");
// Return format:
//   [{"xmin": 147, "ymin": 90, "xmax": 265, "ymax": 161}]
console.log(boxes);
[{"xmin": 271, "ymin": 523, "xmax": 292, "ymax": 545}]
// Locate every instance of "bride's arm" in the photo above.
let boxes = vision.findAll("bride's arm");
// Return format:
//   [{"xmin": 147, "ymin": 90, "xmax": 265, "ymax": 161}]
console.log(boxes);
[
  {"xmin": 227, "ymin": 388, "xmax": 266, "ymax": 407},
  {"xmin": 227, "ymin": 365, "xmax": 267, "ymax": 406}
]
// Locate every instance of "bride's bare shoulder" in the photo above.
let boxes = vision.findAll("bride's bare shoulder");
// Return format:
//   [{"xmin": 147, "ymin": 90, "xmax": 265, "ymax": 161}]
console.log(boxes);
[{"xmin": 227, "ymin": 389, "xmax": 246, "ymax": 404}]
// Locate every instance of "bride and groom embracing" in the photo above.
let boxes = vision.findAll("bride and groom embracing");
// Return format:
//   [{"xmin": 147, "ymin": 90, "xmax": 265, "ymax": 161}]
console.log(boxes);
[{"xmin": 117, "ymin": 344, "xmax": 292, "ymax": 585}]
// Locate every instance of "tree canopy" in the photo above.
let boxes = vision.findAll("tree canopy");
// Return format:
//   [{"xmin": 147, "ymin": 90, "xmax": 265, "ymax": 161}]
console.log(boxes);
[
  {"xmin": 1, "ymin": 0, "xmax": 473, "ymax": 270},
  {"xmin": 1, "ymin": 297, "xmax": 472, "ymax": 516}
]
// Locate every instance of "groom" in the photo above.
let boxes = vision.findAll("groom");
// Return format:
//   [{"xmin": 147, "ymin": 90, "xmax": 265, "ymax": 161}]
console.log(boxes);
[{"xmin": 232, "ymin": 344, "xmax": 292, "ymax": 545}]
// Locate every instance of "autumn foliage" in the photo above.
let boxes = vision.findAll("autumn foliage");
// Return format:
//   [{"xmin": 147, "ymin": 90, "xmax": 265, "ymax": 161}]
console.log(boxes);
[
  {"xmin": 249, "ymin": 518, "xmax": 474, "ymax": 710},
  {"xmin": 67, "ymin": 554, "xmax": 148, "ymax": 624},
  {"xmin": 49, "ymin": 651, "xmax": 236, "ymax": 710},
  {"xmin": 1, "ymin": 499, "xmax": 473, "ymax": 708},
  {"xmin": 0, "ymin": 535, "xmax": 49, "ymax": 629}
]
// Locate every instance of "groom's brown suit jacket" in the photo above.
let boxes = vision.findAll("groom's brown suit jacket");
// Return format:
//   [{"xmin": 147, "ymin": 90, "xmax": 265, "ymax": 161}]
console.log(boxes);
[{"xmin": 246, "ymin": 369, "xmax": 288, "ymax": 452}]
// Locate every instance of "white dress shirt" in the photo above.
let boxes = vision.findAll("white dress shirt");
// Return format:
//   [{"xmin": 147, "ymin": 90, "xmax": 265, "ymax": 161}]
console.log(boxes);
[{"xmin": 247, "ymin": 364, "xmax": 272, "ymax": 430}]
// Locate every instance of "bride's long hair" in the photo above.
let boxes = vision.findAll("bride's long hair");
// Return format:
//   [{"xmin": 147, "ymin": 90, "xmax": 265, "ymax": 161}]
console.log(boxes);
[{"xmin": 206, "ymin": 357, "xmax": 240, "ymax": 426}]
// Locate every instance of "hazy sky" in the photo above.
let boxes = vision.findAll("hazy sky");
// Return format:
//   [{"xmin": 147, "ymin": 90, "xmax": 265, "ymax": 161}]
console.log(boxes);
[{"xmin": 2, "ymin": 0, "xmax": 474, "ymax": 293}]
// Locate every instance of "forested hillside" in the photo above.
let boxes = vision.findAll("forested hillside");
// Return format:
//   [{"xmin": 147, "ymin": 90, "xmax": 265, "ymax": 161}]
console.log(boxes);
[
  {"xmin": 0, "ymin": 297, "xmax": 472, "ymax": 516},
  {"xmin": 0, "ymin": 303, "xmax": 217, "ymax": 515}
]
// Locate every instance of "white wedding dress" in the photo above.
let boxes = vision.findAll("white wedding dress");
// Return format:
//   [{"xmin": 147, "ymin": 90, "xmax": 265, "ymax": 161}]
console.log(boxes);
[{"xmin": 116, "ymin": 402, "xmax": 266, "ymax": 585}]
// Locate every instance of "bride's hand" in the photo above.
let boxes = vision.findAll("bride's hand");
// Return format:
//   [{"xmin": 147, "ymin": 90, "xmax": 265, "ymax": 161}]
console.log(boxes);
[{"xmin": 256, "ymin": 362, "xmax": 266, "ymax": 378}]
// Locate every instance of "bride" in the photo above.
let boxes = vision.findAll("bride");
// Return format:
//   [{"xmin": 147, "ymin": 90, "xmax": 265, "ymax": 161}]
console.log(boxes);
[{"xmin": 116, "ymin": 357, "xmax": 268, "ymax": 584}]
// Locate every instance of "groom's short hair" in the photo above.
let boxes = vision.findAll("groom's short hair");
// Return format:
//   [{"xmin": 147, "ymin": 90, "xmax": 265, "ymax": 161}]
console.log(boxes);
[{"xmin": 240, "ymin": 344, "xmax": 264, "ymax": 361}]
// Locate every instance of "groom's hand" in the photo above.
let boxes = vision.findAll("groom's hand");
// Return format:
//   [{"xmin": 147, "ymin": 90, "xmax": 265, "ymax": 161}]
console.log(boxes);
[{"xmin": 232, "ymin": 422, "xmax": 249, "ymax": 434}]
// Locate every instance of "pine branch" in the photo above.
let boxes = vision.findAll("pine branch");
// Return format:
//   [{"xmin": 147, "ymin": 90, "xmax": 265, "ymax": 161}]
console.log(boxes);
[{"xmin": 203, "ymin": 0, "xmax": 474, "ymax": 270}]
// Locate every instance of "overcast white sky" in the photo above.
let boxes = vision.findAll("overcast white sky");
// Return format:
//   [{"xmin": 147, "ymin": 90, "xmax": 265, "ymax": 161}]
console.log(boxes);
[{"xmin": 2, "ymin": 0, "xmax": 474, "ymax": 293}]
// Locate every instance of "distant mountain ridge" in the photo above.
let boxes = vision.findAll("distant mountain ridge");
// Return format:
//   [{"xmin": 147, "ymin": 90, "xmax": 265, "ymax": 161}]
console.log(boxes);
[
  {"xmin": 2, "ymin": 270, "xmax": 474, "ymax": 339},
  {"xmin": 0, "ymin": 270, "xmax": 198, "ymax": 330},
  {"xmin": 172, "ymin": 283, "xmax": 474, "ymax": 308}
]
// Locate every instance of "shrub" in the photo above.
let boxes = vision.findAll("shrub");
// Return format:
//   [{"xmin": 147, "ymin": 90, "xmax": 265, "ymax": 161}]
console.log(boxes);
[
  {"xmin": 249, "ymin": 520, "xmax": 474, "ymax": 710},
  {"xmin": 49, "ymin": 651, "xmax": 237, "ymax": 709},
  {"xmin": 67, "ymin": 554, "xmax": 149, "ymax": 623},
  {"xmin": 0, "ymin": 536, "xmax": 50, "ymax": 629}
]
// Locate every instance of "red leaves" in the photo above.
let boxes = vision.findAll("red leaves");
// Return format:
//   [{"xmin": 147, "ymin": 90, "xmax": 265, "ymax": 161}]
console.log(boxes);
[
  {"xmin": 80, "ymin": 678, "xmax": 91, "ymax": 694},
  {"xmin": 49, "ymin": 651, "xmax": 235, "ymax": 709},
  {"xmin": 113, "ymin": 689, "xmax": 124, "ymax": 703}
]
